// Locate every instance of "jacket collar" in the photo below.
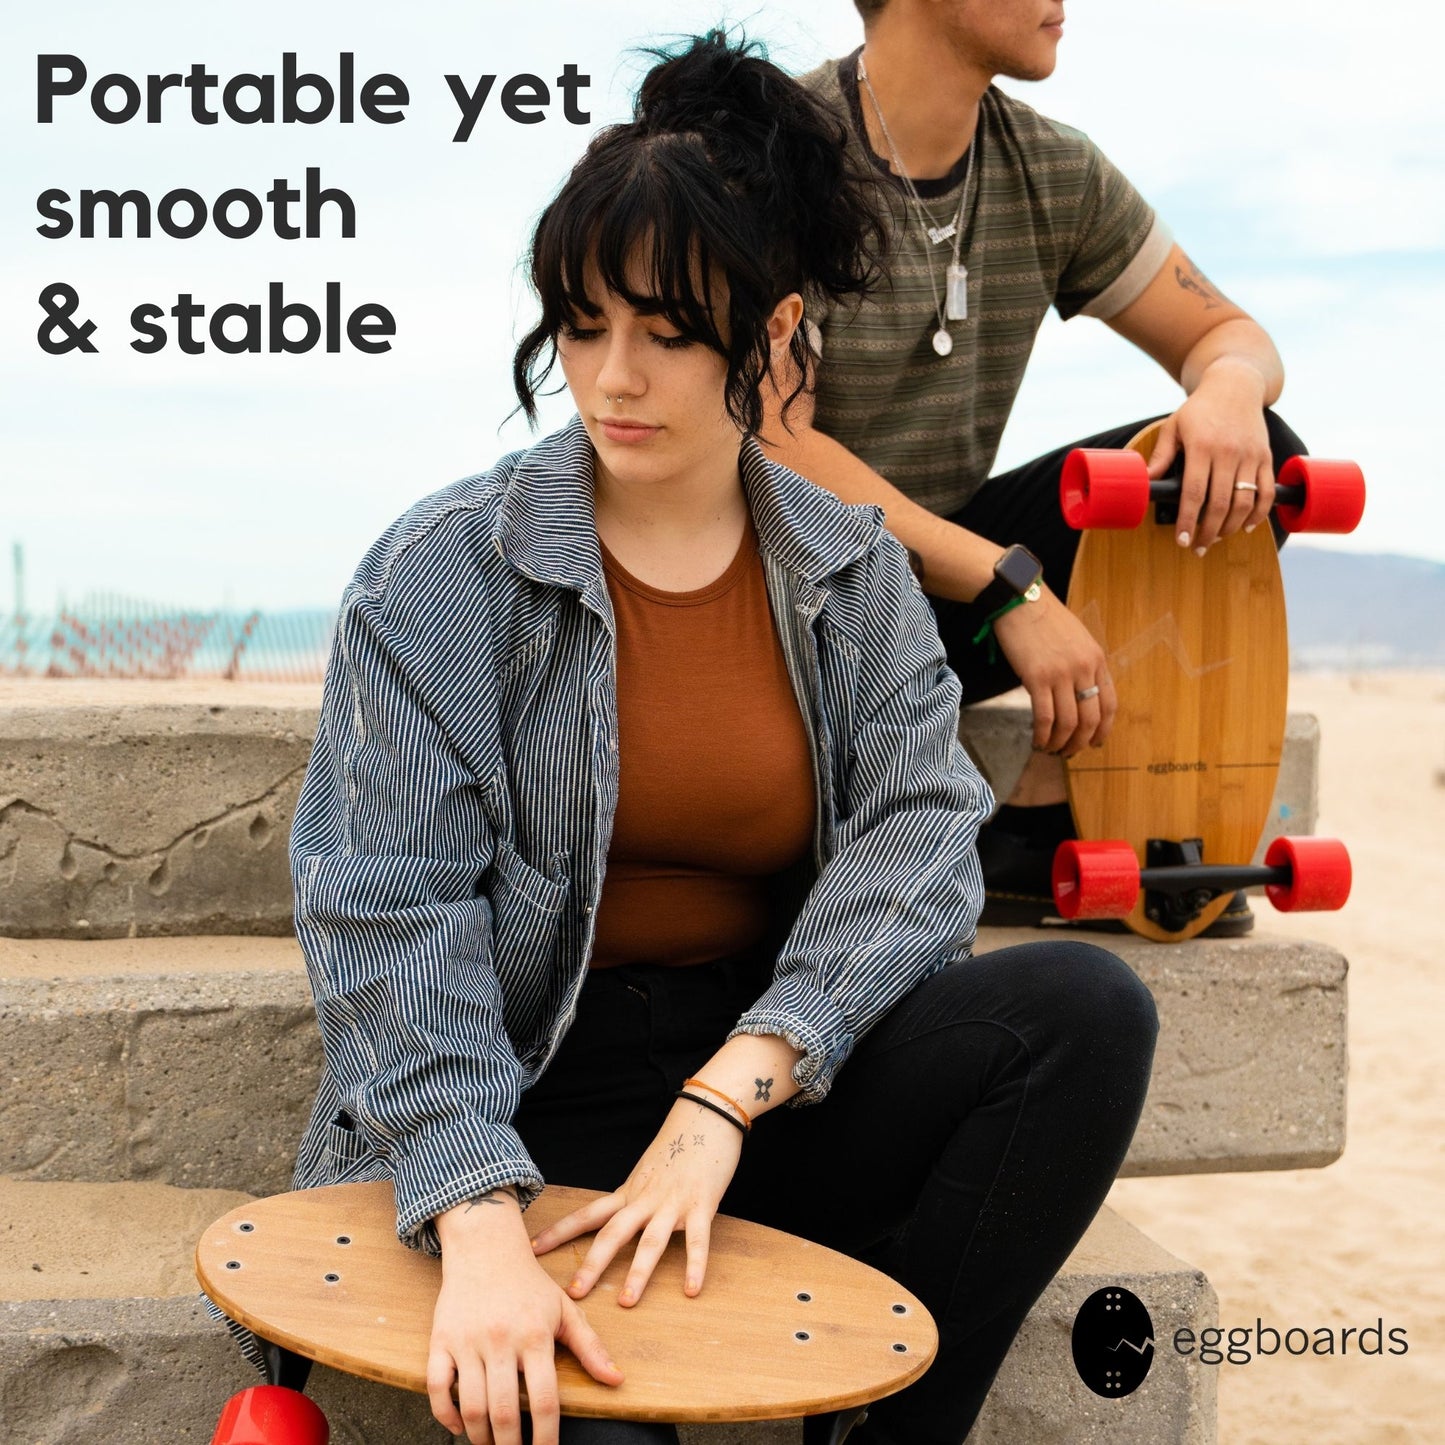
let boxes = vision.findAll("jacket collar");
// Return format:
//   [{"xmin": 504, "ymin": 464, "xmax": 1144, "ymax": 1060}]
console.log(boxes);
[{"xmin": 492, "ymin": 414, "xmax": 883, "ymax": 591}]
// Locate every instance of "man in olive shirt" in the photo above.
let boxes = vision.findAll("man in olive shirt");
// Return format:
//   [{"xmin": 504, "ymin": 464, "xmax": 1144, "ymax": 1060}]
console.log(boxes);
[{"xmin": 766, "ymin": 0, "xmax": 1301, "ymax": 932}]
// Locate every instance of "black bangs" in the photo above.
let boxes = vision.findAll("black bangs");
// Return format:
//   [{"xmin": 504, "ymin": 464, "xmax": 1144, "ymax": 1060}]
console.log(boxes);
[
  {"xmin": 568, "ymin": 136, "xmax": 732, "ymax": 339},
  {"xmin": 513, "ymin": 30, "xmax": 886, "ymax": 436}
]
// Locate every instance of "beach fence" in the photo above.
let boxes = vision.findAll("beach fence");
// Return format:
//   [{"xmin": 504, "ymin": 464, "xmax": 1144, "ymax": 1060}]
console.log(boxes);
[{"xmin": 0, "ymin": 593, "xmax": 332, "ymax": 682}]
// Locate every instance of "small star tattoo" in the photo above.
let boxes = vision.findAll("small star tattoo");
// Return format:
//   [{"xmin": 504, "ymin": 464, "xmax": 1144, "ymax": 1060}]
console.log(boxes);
[
  {"xmin": 755, "ymin": 1077, "xmax": 773, "ymax": 1103},
  {"xmin": 693, "ymin": 1133, "xmax": 706, "ymax": 1146},
  {"xmin": 668, "ymin": 1133, "xmax": 685, "ymax": 1160}
]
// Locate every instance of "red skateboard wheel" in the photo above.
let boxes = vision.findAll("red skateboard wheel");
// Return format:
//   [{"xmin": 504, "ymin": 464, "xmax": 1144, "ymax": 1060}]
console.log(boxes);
[
  {"xmin": 1052, "ymin": 839, "xmax": 1140, "ymax": 919},
  {"xmin": 1274, "ymin": 456, "xmax": 1366, "ymax": 534},
  {"xmin": 1263, "ymin": 835, "xmax": 1352, "ymax": 912},
  {"xmin": 1060, "ymin": 449, "xmax": 1151, "ymax": 530},
  {"xmin": 211, "ymin": 1386, "xmax": 329, "ymax": 1445}
]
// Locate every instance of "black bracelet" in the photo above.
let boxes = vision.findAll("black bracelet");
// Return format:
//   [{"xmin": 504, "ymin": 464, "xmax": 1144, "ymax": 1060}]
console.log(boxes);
[{"xmin": 675, "ymin": 1090, "xmax": 749, "ymax": 1136}]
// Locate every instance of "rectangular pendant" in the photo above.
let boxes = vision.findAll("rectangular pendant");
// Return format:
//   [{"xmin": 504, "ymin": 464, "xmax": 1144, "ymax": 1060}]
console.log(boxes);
[{"xmin": 946, "ymin": 263, "xmax": 969, "ymax": 320}]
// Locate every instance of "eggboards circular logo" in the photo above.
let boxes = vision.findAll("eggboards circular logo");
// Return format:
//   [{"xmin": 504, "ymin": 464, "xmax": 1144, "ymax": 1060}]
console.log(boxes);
[{"xmin": 1071, "ymin": 1286, "xmax": 1155, "ymax": 1397}]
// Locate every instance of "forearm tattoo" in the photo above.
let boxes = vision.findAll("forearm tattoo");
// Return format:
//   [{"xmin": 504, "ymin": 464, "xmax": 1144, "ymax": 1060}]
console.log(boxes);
[
  {"xmin": 1174, "ymin": 258, "xmax": 1225, "ymax": 311},
  {"xmin": 462, "ymin": 1184, "xmax": 519, "ymax": 1213},
  {"xmin": 755, "ymin": 1077, "xmax": 774, "ymax": 1103},
  {"xmin": 668, "ymin": 1133, "xmax": 686, "ymax": 1161}
]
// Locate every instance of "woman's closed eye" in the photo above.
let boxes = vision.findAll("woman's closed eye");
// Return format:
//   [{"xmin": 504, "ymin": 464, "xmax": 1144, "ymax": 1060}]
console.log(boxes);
[{"xmin": 559, "ymin": 321, "xmax": 693, "ymax": 350}]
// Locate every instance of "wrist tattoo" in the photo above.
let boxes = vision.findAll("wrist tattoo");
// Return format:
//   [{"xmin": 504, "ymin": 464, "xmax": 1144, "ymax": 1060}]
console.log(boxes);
[
  {"xmin": 693, "ymin": 1132, "xmax": 706, "ymax": 1146},
  {"xmin": 667, "ymin": 1133, "xmax": 686, "ymax": 1161},
  {"xmin": 1174, "ymin": 259, "xmax": 1225, "ymax": 311},
  {"xmin": 462, "ymin": 1184, "xmax": 518, "ymax": 1213},
  {"xmin": 755, "ymin": 1077, "xmax": 773, "ymax": 1103}
]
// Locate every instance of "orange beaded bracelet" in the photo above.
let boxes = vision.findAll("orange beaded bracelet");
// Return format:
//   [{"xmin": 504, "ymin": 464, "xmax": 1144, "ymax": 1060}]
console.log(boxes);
[{"xmin": 682, "ymin": 1076, "xmax": 752, "ymax": 1130}]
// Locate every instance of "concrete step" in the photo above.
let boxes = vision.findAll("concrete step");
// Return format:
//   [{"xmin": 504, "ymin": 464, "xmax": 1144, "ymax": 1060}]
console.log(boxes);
[
  {"xmin": 0, "ymin": 684, "xmax": 317, "ymax": 940},
  {"xmin": 0, "ymin": 928, "xmax": 1345, "ymax": 1197},
  {"xmin": 0, "ymin": 1179, "xmax": 1215, "ymax": 1444},
  {"xmin": 0, "ymin": 685, "xmax": 1320, "ymax": 938}
]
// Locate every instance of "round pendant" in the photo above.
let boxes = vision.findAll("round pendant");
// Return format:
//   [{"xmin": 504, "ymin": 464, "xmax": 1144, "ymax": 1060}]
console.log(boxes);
[{"xmin": 932, "ymin": 328, "xmax": 953, "ymax": 357}]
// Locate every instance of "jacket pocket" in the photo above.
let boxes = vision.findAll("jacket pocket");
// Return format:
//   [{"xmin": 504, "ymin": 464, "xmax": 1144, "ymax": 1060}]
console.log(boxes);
[
  {"xmin": 489, "ymin": 840, "xmax": 569, "ymax": 974},
  {"xmin": 324, "ymin": 1112, "xmax": 376, "ymax": 1182}
]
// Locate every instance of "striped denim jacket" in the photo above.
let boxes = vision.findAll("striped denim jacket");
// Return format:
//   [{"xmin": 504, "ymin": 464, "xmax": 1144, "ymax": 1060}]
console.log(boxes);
[{"xmin": 290, "ymin": 415, "xmax": 992, "ymax": 1251}]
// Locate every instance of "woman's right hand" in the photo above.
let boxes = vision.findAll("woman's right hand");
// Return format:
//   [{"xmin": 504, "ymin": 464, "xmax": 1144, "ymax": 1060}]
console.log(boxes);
[{"xmin": 429, "ymin": 1190, "xmax": 624, "ymax": 1445}]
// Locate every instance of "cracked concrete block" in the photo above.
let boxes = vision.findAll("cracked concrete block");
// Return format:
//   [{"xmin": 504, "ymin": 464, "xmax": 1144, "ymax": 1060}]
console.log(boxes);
[
  {"xmin": 0, "ymin": 687, "xmax": 316, "ymax": 939},
  {"xmin": 0, "ymin": 1008, "xmax": 129, "ymax": 1180},
  {"xmin": 0, "ymin": 1297, "xmax": 444, "ymax": 1444},
  {"xmin": 1, "ymin": 940, "xmax": 321, "ymax": 1195},
  {"xmin": 125, "ymin": 992, "xmax": 321, "ymax": 1193},
  {"xmin": 958, "ymin": 705, "xmax": 1320, "ymax": 858},
  {"xmin": 0, "ymin": 1192, "xmax": 1215, "ymax": 1445},
  {"xmin": 1, "ymin": 928, "xmax": 1345, "ymax": 1195},
  {"xmin": 0, "ymin": 689, "xmax": 1320, "ymax": 939}
]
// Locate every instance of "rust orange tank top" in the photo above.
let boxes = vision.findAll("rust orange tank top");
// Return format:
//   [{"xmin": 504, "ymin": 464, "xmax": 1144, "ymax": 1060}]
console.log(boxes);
[{"xmin": 589, "ymin": 517, "xmax": 815, "ymax": 969}]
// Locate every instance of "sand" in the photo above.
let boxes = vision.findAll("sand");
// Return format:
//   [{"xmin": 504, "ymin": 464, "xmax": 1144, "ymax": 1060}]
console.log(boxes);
[{"xmin": 1106, "ymin": 670, "xmax": 1445, "ymax": 1443}]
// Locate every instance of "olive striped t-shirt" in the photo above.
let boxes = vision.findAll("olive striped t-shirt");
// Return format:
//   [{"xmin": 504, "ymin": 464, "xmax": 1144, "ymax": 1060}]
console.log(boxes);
[{"xmin": 801, "ymin": 50, "xmax": 1172, "ymax": 516}]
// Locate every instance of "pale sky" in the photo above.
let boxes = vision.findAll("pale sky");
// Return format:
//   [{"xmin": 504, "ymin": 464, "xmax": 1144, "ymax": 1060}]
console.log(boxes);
[{"xmin": 3, "ymin": 0, "xmax": 1441, "ymax": 612}]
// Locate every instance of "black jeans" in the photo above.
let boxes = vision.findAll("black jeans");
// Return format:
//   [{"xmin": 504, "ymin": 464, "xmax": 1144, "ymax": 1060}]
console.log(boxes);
[
  {"xmin": 514, "ymin": 941, "xmax": 1159, "ymax": 1444},
  {"xmin": 930, "ymin": 410, "xmax": 1307, "ymax": 704}
]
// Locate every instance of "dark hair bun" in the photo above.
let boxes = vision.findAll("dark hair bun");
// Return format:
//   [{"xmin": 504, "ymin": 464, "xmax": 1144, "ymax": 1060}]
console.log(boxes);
[{"xmin": 632, "ymin": 30, "xmax": 881, "ymax": 308}]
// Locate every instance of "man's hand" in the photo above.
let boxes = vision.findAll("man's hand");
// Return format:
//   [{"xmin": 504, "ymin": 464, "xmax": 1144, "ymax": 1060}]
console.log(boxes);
[
  {"xmin": 1146, "ymin": 357, "xmax": 1274, "ymax": 553},
  {"xmin": 993, "ymin": 583, "xmax": 1115, "ymax": 756},
  {"xmin": 1107, "ymin": 244, "xmax": 1283, "ymax": 555},
  {"xmin": 531, "ymin": 1095, "xmax": 745, "ymax": 1307},
  {"xmin": 429, "ymin": 1189, "xmax": 623, "ymax": 1445}
]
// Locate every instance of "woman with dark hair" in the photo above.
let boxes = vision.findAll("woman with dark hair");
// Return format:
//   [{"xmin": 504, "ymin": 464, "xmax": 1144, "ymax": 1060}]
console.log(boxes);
[{"xmin": 282, "ymin": 31, "xmax": 1158, "ymax": 1445}]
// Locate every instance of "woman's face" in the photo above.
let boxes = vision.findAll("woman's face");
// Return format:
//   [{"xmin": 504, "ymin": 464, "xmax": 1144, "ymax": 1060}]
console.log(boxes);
[
  {"xmin": 556, "ymin": 260, "xmax": 801, "ymax": 498},
  {"xmin": 557, "ymin": 270, "xmax": 736, "ymax": 495}
]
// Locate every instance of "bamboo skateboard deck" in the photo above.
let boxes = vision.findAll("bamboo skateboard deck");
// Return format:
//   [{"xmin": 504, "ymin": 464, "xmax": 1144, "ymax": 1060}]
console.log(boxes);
[
  {"xmin": 197, "ymin": 1181, "xmax": 937, "ymax": 1425},
  {"xmin": 1055, "ymin": 423, "xmax": 1361, "ymax": 941}
]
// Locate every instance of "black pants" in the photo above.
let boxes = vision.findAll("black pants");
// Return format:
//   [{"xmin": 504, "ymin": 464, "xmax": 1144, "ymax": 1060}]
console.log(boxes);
[
  {"xmin": 514, "ymin": 941, "xmax": 1159, "ymax": 1444},
  {"xmin": 929, "ymin": 410, "xmax": 1306, "ymax": 703}
]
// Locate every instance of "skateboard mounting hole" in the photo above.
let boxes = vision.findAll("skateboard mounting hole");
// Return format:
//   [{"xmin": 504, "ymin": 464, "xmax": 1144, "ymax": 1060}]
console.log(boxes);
[
  {"xmin": 335, "ymin": 1236, "xmax": 352, "ymax": 1246},
  {"xmin": 794, "ymin": 1331, "xmax": 811, "ymax": 1343},
  {"xmin": 796, "ymin": 1292, "xmax": 812, "ymax": 1303},
  {"xmin": 236, "ymin": 1222, "xmax": 255, "ymax": 1234},
  {"xmin": 892, "ymin": 1343, "xmax": 908, "ymax": 1353},
  {"xmin": 324, "ymin": 1272, "xmax": 341, "ymax": 1284},
  {"xmin": 225, "ymin": 1261, "xmax": 241, "ymax": 1271},
  {"xmin": 891, "ymin": 1303, "xmax": 908, "ymax": 1315}
]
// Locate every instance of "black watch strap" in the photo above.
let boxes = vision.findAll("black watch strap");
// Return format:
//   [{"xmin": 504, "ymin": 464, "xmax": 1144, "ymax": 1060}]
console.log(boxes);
[{"xmin": 975, "ymin": 544, "xmax": 1044, "ymax": 615}]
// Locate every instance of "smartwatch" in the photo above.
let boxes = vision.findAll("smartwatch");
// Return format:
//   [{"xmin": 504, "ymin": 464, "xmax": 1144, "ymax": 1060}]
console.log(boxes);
[{"xmin": 974, "ymin": 544, "xmax": 1044, "ymax": 615}]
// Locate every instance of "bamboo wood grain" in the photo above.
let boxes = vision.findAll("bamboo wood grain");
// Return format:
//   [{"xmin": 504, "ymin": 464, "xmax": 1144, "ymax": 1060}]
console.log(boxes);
[
  {"xmin": 1065, "ymin": 424, "xmax": 1289, "ymax": 942},
  {"xmin": 196, "ymin": 1182, "xmax": 937, "ymax": 1423}
]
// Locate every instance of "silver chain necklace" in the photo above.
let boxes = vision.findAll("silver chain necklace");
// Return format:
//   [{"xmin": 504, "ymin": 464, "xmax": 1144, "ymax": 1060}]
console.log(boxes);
[{"xmin": 858, "ymin": 52, "xmax": 975, "ymax": 357}]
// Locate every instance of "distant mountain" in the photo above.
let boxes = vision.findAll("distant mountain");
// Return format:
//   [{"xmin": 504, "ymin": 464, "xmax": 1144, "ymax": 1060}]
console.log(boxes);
[{"xmin": 1281, "ymin": 548, "xmax": 1445, "ymax": 667}]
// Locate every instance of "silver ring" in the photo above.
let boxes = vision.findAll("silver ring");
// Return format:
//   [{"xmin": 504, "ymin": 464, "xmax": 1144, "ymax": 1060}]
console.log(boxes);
[
  {"xmin": 1075, "ymin": 685, "xmax": 1101, "ymax": 702},
  {"xmin": 1234, "ymin": 482, "xmax": 1259, "ymax": 492}
]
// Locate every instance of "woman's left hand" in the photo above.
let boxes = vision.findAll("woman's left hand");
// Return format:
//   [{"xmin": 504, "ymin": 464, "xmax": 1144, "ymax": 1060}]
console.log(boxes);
[{"xmin": 530, "ymin": 1095, "xmax": 744, "ymax": 1306}]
